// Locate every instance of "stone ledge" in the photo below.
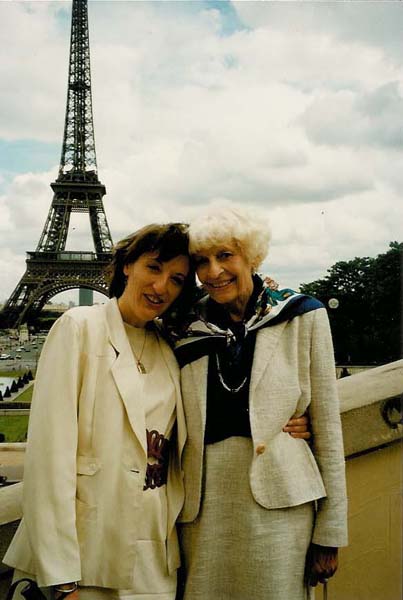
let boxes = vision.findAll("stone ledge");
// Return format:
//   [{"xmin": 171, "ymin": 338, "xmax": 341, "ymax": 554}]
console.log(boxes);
[
  {"xmin": 0, "ymin": 361, "xmax": 401, "ymax": 526},
  {"xmin": 0, "ymin": 483, "xmax": 22, "ymax": 526},
  {"xmin": 338, "ymin": 360, "xmax": 403, "ymax": 457},
  {"xmin": 342, "ymin": 402, "xmax": 402, "ymax": 458},
  {"xmin": 0, "ymin": 444, "xmax": 26, "ymax": 452},
  {"xmin": 338, "ymin": 359, "xmax": 403, "ymax": 412}
]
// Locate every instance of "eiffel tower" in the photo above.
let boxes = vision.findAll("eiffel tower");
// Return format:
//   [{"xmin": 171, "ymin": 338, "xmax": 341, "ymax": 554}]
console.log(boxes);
[{"xmin": 0, "ymin": 0, "xmax": 113, "ymax": 328}]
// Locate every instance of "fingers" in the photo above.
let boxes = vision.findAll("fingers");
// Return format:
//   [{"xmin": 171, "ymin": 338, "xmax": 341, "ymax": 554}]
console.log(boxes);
[
  {"xmin": 297, "ymin": 415, "xmax": 309, "ymax": 424},
  {"xmin": 307, "ymin": 563, "xmax": 337, "ymax": 587},
  {"xmin": 284, "ymin": 424, "xmax": 307, "ymax": 432},
  {"xmin": 290, "ymin": 431, "xmax": 311, "ymax": 439},
  {"xmin": 290, "ymin": 414, "xmax": 309, "ymax": 424},
  {"xmin": 283, "ymin": 415, "xmax": 312, "ymax": 439},
  {"xmin": 305, "ymin": 544, "xmax": 338, "ymax": 587},
  {"xmin": 308, "ymin": 571, "xmax": 336, "ymax": 586},
  {"xmin": 284, "ymin": 416, "xmax": 308, "ymax": 429}
]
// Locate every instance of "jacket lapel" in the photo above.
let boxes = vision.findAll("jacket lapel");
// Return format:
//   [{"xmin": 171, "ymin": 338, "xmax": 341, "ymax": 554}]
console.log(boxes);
[
  {"xmin": 189, "ymin": 356, "xmax": 209, "ymax": 436},
  {"xmin": 105, "ymin": 299, "xmax": 147, "ymax": 457},
  {"xmin": 157, "ymin": 336, "xmax": 187, "ymax": 456},
  {"xmin": 250, "ymin": 321, "xmax": 288, "ymax": 395}
]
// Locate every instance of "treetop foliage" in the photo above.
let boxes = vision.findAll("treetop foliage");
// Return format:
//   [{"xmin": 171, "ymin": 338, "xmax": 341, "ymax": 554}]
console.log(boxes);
[{"xmin": 300, "ymin": 242, "xmax": 402, "ymax": 365}]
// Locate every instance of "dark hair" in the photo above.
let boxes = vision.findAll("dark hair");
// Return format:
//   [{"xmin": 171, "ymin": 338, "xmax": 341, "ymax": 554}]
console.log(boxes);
[{"xmin": 107, "ymin": 223, "xmax": 197, "ymax": 322}]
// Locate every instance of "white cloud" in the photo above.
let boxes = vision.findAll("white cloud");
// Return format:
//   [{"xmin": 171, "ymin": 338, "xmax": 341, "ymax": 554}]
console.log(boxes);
[
  {"xmin": 0, "ymin": 3, "xmax": 68, "ymax": 143},
  {"xmin": 0, "ymin": 0, "xmax": 401, "ymax": 302},
  {"xmin": 299, "ymin": 81, "xmax": 403, "ymax": 149}
]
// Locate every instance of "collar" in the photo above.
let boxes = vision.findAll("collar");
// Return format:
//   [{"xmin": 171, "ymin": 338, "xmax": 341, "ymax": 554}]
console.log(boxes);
[
  {"xmin": 104, "ymin": 297, "xmax": 156, "ymax": 355},
  {"xmin": 173, "ymin": 275, "xmax": 324, "ymax": 367}
]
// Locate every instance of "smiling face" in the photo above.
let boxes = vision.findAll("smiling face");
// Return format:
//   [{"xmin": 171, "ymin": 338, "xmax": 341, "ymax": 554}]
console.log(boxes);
[
  {"xmin": 193, "ymin": 243, "xmax": 254, "ymax": 320},
  {"xmin": 118, "ymin": 252, "xmax": 190, "ymax": 327}
]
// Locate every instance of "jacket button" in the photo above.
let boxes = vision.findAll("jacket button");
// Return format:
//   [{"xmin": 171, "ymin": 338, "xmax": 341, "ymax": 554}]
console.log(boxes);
[{"xmin": 256, "ymin": 443, "xmax": 266, "ymax": 455}]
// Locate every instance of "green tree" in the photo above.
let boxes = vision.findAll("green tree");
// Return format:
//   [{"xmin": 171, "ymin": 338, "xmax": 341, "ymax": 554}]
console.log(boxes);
[{"xmin": 300, "ymin": 242, "xmax": 402, "ymax": 365}]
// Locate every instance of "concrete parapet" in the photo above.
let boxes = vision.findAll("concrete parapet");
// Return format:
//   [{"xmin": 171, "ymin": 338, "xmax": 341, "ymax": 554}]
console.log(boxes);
[
  {"xmin": 0, "ymin": 361, "xmax": 402, "ymax": 598},
  {"xmin": 0, "ymin": 482, "xmax": 22, "ymax": 526},
  {"xmin": 339, "ymin": 360, "xmax": 403, "ymax": 457},
  {"xmin": 0, "ymin": 444, "xmax": 26, "ymax": 484},
  {"xmin": 0, "ymin": 444, "xmax": 26, "ymax": 452},
  {"xmin": 339, "ymin": 360, "xmax": 403, "ymax": 412}
]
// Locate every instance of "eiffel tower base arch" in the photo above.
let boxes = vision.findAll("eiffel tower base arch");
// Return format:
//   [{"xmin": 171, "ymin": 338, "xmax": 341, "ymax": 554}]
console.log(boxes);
[{"xmin": 0, "ymin": 253, "xmax": 112, "ymax": 328}]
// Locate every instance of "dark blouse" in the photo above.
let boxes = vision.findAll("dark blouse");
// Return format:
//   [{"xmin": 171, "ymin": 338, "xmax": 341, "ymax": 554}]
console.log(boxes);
[{"xmin": 204, "ymin": 277, "xmax": 262, "ymax": 445}]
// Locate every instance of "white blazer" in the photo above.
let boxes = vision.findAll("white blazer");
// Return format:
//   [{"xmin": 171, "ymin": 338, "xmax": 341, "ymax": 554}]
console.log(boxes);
[
  {"xmin": 4, "ymin": 298, "xmax": 187, "ymax": 589},
  {"xmin": 179, "ymin": 307, "xmax": 348, "ymax": 548}
]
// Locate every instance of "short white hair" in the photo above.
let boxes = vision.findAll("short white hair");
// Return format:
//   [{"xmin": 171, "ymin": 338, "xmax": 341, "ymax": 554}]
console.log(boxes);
[{"xmin": 188, "ymin": 203, "xmax": 271, "ymax": 271}]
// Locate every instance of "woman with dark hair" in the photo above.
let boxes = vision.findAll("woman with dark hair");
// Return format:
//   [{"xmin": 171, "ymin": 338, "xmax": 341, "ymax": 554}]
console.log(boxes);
[
  {"xmin": 5, "ymin": 220, "xmax": 310, "ymax": 600},
  {"xmin": 5, "ymin": 223, "xmax": 194, "ymax": 600}
]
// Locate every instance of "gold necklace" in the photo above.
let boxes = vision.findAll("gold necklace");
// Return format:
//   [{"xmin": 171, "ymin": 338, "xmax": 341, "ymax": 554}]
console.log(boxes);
[{"xmin": 133, "ymin": 329, "xmax": 147, "ymax": 374}]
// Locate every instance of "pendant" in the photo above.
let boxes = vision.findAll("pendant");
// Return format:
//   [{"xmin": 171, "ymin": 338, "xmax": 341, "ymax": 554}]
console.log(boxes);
[{"xmin": 137, "ymin": 360, "xmax": 147, "ymax": 374}]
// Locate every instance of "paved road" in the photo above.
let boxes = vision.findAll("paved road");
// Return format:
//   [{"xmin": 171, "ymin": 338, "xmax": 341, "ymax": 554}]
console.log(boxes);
[{"xmin": 0, "ymin": 335, "xmax": 44, "ymax": 371}]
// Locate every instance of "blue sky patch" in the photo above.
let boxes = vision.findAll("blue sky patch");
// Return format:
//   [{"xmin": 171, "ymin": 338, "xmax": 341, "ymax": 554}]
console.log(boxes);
[
  {"xmin": 202, "ymin": 1, "xmax": 246, "ymax": 35},
  {"xmin": 167, "ymin": 0, "xmax": 246, "ymax": 36},
  {"xmin": 0, "ymin": 138, "xmax": 59, "ymax": 182},
  {"xmin": 55, "ymin": 4, "xmax": 71, "ymax": 32}
]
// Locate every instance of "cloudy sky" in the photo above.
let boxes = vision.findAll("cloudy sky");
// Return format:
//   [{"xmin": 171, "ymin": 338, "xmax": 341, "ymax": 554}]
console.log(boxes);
[{"xmin": 0, "ymin": 0, "xmax": 402, "ymax": 304}]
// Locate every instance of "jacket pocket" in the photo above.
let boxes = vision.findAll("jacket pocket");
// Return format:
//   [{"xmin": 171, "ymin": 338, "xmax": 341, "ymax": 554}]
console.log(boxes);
[
  {"xmin": 76, "ymin": 456, "xmax": 101, "ymax": 506},
  {"xmin": 250, "ymin": 433, "xmax": 326, "ymax": 509},
  {"xmin": 76, "ymin": 455, "xmax": 102, "ymax": 476}
]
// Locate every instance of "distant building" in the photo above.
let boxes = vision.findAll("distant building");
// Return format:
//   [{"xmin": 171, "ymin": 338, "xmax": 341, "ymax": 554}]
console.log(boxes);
[
  {"xmin": 43, "ymin": 302, "xmax": 70, "ymax": 313},
  {"xmin": 19, "ymin": 324, "xmax": 29, "ymax": 343},
  {"xmin": 79, "ymin": 288, "xmax": 93, "ymax": 306}
]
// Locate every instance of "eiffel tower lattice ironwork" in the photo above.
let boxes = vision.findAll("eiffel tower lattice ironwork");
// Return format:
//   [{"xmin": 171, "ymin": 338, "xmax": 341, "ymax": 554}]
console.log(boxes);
[{"xmin": 1, "ymin": 0, "xmax": 113, "ymax": 328}]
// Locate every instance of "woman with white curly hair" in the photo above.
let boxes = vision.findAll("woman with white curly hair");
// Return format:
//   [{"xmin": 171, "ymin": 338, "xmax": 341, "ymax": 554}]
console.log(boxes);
[{"xmin": 174, "ymin": 204, "xmax": 348, "ymax": 600}]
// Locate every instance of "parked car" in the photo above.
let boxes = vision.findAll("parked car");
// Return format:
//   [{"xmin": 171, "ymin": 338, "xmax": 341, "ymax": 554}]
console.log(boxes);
[{"xmin": 0, "ymin": 353, "xmax": 11, "ymax": 360}]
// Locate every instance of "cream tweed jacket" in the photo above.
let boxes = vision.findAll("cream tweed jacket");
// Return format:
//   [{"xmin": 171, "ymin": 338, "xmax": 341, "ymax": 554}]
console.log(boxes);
[
  {"xmin": 4, "ymin": 298, "xmax": 187, "ymax": 588},
  {"xmin": 179, "ymin": 307, "xmax": 348, "ymax": 548}
]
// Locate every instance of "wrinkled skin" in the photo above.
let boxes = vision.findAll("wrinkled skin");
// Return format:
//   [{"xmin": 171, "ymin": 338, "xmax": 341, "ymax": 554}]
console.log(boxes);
[{"xmin": 305, "ymin": 544, "xmax": 338, "ymax": 586}]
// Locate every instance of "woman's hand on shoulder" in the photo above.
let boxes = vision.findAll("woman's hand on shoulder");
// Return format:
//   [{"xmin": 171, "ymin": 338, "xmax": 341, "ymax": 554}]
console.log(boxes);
[
  {"xmin": 283, "ymin": 412, "xmax": 311, "ymax": 440},
  {"xmin": 305, "ymin": 543, "xmax": 338, "ymax": 587}
]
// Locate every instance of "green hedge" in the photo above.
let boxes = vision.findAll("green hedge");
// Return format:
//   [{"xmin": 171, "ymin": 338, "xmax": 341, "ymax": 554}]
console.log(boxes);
[{"xmin": 0, "ymin": 415, "xmax": 29, "ymax": 442}]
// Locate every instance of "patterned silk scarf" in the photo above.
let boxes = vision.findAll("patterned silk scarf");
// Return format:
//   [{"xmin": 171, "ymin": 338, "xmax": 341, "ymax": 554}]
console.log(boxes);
[{"xmin": 171, "ymin": 275, "xmax": 323, "ymax": 368}]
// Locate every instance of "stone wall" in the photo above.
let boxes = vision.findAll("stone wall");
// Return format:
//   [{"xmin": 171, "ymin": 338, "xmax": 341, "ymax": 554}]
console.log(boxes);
[{"xmin": 1, "ymin": 360, "xmax": 402, "ymax": 599}]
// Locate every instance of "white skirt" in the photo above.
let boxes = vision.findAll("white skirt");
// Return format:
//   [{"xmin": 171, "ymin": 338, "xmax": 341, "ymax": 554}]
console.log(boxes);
[{"xmin": 178, "ymin": 437, "xmax": 314, "ymax": 600}]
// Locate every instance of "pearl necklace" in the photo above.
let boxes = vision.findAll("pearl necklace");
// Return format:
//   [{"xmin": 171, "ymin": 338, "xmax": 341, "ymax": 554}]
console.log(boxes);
[{"xmin": 215, "ymin": 353, "xmax": 247, "ymax": 394}]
